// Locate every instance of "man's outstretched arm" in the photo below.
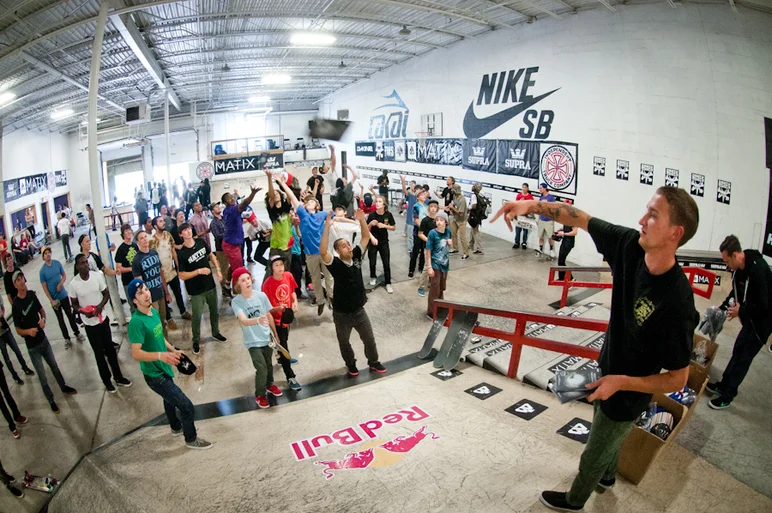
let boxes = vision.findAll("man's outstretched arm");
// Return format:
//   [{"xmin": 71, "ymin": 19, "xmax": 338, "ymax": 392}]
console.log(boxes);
[{"xmin": 491, "ymin": 200, "xmax": 591, "ymax": 233}]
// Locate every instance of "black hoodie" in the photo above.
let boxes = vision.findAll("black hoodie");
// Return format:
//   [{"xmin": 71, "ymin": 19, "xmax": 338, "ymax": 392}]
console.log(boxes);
[{"xmin": 720, "ymin": 249, "xmax": 772, "ymax": 342}]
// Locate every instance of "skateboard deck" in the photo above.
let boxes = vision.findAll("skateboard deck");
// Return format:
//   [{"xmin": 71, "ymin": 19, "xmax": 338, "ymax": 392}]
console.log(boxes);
[
  {"xmin": 442, "ymin": 312, "xmax": 479, "ymax": 370},
  {"xmin": 23, "ymin": 472, "xmax": 58, "ymax": 493},
  {"xmin": 433, "ymin": 311, "xmax": 476, "ymax": 369},
  {"xmin": 365, "ymin": 274, "xmax": 386, "ymax": 293},
  {"xmin": 269, "ymin": 334, "xmax": 291, "ymax": 360},
  {"xmin": 418, "ymin": 307, "xmax": 449, "ymax": 360}
]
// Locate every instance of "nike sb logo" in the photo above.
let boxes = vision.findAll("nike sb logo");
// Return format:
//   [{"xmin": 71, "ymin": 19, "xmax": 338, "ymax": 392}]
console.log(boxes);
[{"xmin": 463, "ymin": 67, "xmax": 559, "ymax": 139}]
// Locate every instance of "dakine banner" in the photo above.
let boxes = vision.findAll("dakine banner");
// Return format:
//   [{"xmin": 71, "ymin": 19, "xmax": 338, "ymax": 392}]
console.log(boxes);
[
  {"xmin": 496, "ymin": 140, "xmax": 539, "ymax": 178},
  {"xmin": 355, "ymin": 141, "xmax": 376, "ymax": 157},
  {"xmin": 213, "ymin": 154, "xmax": 284, "ymax": 176},
  {"xmin": 462, "ymin": 139, "xmax": 497, "ymax": 173}
]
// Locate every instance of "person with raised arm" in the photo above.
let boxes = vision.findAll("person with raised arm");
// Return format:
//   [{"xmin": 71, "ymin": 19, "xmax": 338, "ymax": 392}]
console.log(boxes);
[
  {"xmin": 220, "ymin": 183, "xmax": 262, "ymax": 285},
  {"xmin": 492, "ymin": 187, "xmax": 700, "ymax": 512}
]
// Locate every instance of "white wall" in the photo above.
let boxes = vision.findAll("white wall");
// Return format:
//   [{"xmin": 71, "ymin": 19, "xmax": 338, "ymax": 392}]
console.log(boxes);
[{"xmin": 322, "ymin": 4, "xmax": 772, "ymax": 266}]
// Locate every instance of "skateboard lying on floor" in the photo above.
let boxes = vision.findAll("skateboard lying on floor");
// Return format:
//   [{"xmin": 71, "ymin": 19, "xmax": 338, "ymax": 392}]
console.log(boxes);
[{"xmin": 23, "ymin": 472, "xmax": 58, "ymax": 493}]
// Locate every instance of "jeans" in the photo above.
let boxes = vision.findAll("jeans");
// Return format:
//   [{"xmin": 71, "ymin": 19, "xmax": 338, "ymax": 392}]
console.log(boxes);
[
  {"xmin": 144, "ymin": 374, "xmax": 197, "ymax": 443},
  {"xmin": 61, "ymin": 234, "xmax": 73, "ymax": 261},
  {"xmin": 248, "ymin": 345, "xmax": 274, "ymax": 397},
  {"xmin": 254, "ymin": 240, "xmax": 270, "ymax": 266},
  {"xmin": 558, "ymin": 239, "xmax": 575, "ymax": 280},
  {"xmin": 305, "ymin": 254, "xmax": 333, "ymax": 302},
  {"xmin": 427, "ymin": 270, "xmax": 447, "ymax": 316},
  {"xmin": 111, "ymin": 213, "xmax": 123, "ymax": 230},
  {"xmin": 167, "ymin": 276, "xmax": 187, "ymax": 317},
  {"xmin": 274, "ymin": 325, "xmax": 295, "ymax": 380},
  {"xmin": 566, "ymin": 402, "xmax": 634, "ymax": 507},
  {"xmin": 52, "ymin": 297, "xmax": 80, "ymax": 341},
  {"xmin": 190, "ymin": 288, "xmax": 219, "ymax": 344},
  {"xmin": 409, "ymin": 238, "xmax": 426, "ymax": 275},
  {"xmin": 27, "ymin": 338, "xmax": 67, "ymax": 403},
  {"xmin": 290, "ymin": 254, "xmax": 304, "ymax": 297},
  {"xmin": 368, "ymin": 241, "xmax": 392, "ymax": 284},
  {"xmin": 332, "ymin": 307, "xmax": 379, "ymax": 367},
  {"xmin": 450, "ymin": 219, "xmax": 468, "ymax": 256},
  {"xmin": 0, "ymin": 327, "xmax": 30, "ymax": 379},
  {"xmin": 84, "ymin": 318, "xmax": 125, "ymax": 387},
  {"xmin": 514, "ymin": 226, "xmax": 529, "ymax": 246},
  {"xmin": 405, "ymin": 223, "xmax": 415, "ymax": 254},
  {"xmin": 0, "ymin": 367, "xmax": 21, "ymax": 431},
  {"xmin": 716, "ymin": 324, "xmax": 765, "ymax": 400}
]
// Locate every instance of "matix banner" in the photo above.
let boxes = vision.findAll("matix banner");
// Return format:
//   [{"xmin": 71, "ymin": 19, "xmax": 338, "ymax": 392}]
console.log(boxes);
[
  {"xmin": 214, "ymin": 154, "xmax": 284, "ymax": 176},
  {"xmin": 496, "ymin": 140, "xmax": 539, "ymax": 178},
  {"xmin": 4, "ymin": 171, "xmax": 66, "ymax": 203}
]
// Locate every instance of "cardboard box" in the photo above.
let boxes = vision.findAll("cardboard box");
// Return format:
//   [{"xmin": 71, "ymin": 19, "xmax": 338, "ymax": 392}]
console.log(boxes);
[
  {"xmin": 617, "ymin": 394, "xmax": 687, "ymax": 485},
  {"xmin": 681, "ymin": 364, "xmax": 708, "ymax": 423},
  {"xmin": 690, "ymin": 333, "xmax": 718, "ymax": 374}
]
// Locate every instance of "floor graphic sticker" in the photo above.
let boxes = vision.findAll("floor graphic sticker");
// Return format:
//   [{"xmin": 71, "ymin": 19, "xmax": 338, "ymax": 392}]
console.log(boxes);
[
  {"xmin": 557, "ymin": 418, "xmax": 592, "ymax": 444},
  {"xmin": 464, "ymin": 382, "xmax": 503, "ymax": 400},
  {"xmin": 431, "ymin": 369, "xmax": 463, "ymax": 381},
  {"xmin": 506, "ymin": 399, "xmax": 548, "ymax": 421}
]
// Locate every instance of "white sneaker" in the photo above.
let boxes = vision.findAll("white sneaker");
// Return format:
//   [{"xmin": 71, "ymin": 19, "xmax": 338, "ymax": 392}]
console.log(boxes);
[
  {"xmin": 386, "ymin": 284, "xmax": 393, "ymax": 294},
  {"xmin": 76, "ymin": 332, "xmax": 85, "ymax": 342},
  {"xmin": 550, "ymin": 248, "xmax": 556, "ymax": 259},
  {"xmin": 768, "ymin": 344, "xmax": 772, "ymax": 355},
  {"xmin": 369, "ymin": 278, "xmax": 377, "ymax": 286}
]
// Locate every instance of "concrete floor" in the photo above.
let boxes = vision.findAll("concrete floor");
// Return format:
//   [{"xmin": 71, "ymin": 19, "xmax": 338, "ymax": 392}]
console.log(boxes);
[{"xmin": 0, "ymin": 210, "xmax": 770, "ymax": 511}]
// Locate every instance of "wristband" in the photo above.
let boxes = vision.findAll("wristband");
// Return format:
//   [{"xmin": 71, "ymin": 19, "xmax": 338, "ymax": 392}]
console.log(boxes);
[{"xmin": 158, "ymin": 352, "xmax": 161, "ymax": 361}]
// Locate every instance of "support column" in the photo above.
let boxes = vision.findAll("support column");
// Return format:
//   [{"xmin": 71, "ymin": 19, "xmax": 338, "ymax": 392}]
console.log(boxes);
[
  {"xmin": 164, "ymin": 91, "xmax": 171, "ymax": 193},
  {"xmin": 88, "ymin": 0, "xmax": 125, "ymax": 326}
]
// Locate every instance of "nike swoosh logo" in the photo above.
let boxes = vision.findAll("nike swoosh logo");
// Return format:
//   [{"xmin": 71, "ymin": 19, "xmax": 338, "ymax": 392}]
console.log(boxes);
[{"xmin": 462, "ymin": 88, "xmax": 560, "ymax": 139}]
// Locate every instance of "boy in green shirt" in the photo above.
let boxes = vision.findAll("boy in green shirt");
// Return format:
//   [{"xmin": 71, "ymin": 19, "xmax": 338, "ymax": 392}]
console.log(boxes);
[{"xmin": 127, "ymin": 278, "xmax": 212, "ymax": 450}]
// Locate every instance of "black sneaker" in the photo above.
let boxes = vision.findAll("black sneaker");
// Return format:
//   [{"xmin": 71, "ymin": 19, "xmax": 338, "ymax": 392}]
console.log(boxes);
[
  {"xmin": 7, "ymin": 485, "xmax": 23, "ymax": 498},
  {"xmin": 369, "ymin": 362, "xmax": 387, "ymax": 373},
  {"xmin": 50, "ymin": 402, "xmax": 60, "ymax": 414},
  {"xmin": 106, "ymin": 384, "xmax": 117, "ymax": 394},
  {"xmin": 22, "ymin": 368, "xmax": 34, "ymax": 376},
  {"xmin": 521, "ymin": 244, "xmax": 527, "ymax": 250},
  {"xmin": 115, "ymin": 378, "xmax": 133, "ymax": 387},
  {"xmin": 62, "ymin": 385, "xmax": 77, "ymax": 395},
  {"xmin": 193, "ymin": 343, "xmax": 200, "ymax": 355},
  {"xmin": 2, "ymin": 472, "xmax": 15, "ymax": 484},
  {"xmin": 706, "ymin": 381, "xmax": 721, "ymax": 395},
  {"xmin": 709, "ymin": 396, "xmax": 732, "ymax": 410},
  {"xmin": 317, "ymin": 302, "xmax": 325, "ymax": 316},
  {"xmin": 597, "ymin": 476, "xmax": 615, "ymax": 490},
  {"xmin": 212, "ymin": 333, "xmax": 227, "ymax": 342},
  {"xmin": 347, "ymin": 364, "xmax": 359, "ymax": 377},
  {"xmin": 13, "ymin": 376, "xmax": 23, "ymax": 385},
  {"xmin": 539, "ymin": 491, "xmax": 582, "ymax": 511},
  {"xmin": 513, "ymin": 243, "xmax": 520, "ymax": 249}
]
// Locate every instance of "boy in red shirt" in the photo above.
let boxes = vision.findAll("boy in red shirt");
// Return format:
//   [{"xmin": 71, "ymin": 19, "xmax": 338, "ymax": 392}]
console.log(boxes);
[
  {"xmin": 513, "ymin": 183, "xmax": 534, "ymax": 249},
  {"xmin": 261, "ymin": 255, "xmax": 301, "ymax": 391}
]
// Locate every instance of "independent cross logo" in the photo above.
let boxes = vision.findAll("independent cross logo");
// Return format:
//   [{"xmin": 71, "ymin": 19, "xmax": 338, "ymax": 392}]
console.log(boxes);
[{"xmin": 541, "ymin": 146, "xmax": 575, "ymax": 191}]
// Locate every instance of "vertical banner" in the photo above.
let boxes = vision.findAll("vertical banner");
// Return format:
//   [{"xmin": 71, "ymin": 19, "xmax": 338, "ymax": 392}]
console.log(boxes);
[
  {"xmin": 394, "ymin": 140, "xmax": 406, "ymax": 162},
  {"xmin": 593, "ymin": 157, "xmax": 606, "ymax": 176},
  {"xmin": 375, "ymin": 141, "xmax": 384, "ymax": 161},
  {"xmin": 640, "ymin": 164, "xmax": 654, "ymax": 185},
  {"xmin": 406, "ymin": 140, "xmax": 417, "ymax": 161},
  {"xmin": 690, "ymin": 173, "xmax": 705, "ymax": 197},
  {"xmin": 716, "ymin": 179, "xmax": 731, "ymax": 204},
  {"xmin": 448, "ymin": 139, "xmax": 464, "ymax": 166},
  {"xmin": 423, "ymin": 139, "xmax": 444, "ymax": 164},
  {"xmin": 462, "ymin": 139, "xmax": 497, "ymax": 173},
  {"xmin": 615, "ymin": 159, "xmax": 629, "ymax": 180},
  {"xmin": 665, "ymin": 168, "xmax": 679, "ymax": 187},
  {"xmin": 383, "ymin": 140, "xmax": 395, "ymax": 161},
  {"xmin": 496, "ymin": 140, "xmax": 540, "ymax": 178}
]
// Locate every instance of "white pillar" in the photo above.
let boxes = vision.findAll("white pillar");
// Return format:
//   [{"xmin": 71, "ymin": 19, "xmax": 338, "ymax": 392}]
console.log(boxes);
[
  {"xmin": 88, "ymin": 0, "xmax": 124, "ymax": 326},
  {"xmin": 164, "ymin": 91, "xmax": 171, "ymax": 190}
]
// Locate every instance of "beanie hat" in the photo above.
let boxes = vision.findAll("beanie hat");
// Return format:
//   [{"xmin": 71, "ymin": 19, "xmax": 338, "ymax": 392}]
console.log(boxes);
[
  {"xmin": 127, "ymin": 278, "xmax": 144, "ymax": 303},
  {"xmin": 231, "ymin": 267, "xmax": 252, "ymax": 290},
  {"xmin": 435, "ymin": 211, "xmax": 449, "ymax": 223}
]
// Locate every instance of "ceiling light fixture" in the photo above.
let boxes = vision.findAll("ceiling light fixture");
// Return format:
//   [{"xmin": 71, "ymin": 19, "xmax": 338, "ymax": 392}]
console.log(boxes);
[
  {"xmin": 248, "ymin": 95, "xmax": 271, "ymax": 103},
  {"xmin": 0, "ymin": 91, "xmax": 16, "ymax": 106},
  {"xmin": 290, "ymin": 32, "xmax": 336, "ymax": 46},
  {"xmin": 80, "ymin": 118, "xmax": 102, "ymax": 125},
  {"xmin": 51, "ymin": 108, "xmax": 74, "ymax": 120},
  {"xmin": 262, "ymin": 74, "xmax": 291, "ymax": 85},
  {"xmin": 399, "ymin": 25, "xmax": 411, "ymax": 36}
]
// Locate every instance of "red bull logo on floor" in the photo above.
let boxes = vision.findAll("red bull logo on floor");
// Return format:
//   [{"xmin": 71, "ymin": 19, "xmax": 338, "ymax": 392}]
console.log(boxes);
[{"xmin": 289, "ymin": 405, "xmax": 440, "ymax": 480}]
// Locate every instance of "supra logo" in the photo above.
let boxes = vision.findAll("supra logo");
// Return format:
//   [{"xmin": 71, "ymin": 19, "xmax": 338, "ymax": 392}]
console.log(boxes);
[
  {"xmin": 515, "ymin": 403, "xmax": 535, "ymax": 414},
  {"xmin": 472, "ymin": 146, "xmax": 486, "ymax": 157},
  {"xmin": 568, "ymin": 423, "xmax": 590, "ymax": 436},
  {"xmin": 463, "ymin": 67, "xmax": 559, "ymax": 139},
  {"xmin": 368, "ymin": 90, "xmax": 409, "ymax": 140},
  {"xmin": 510, "ymin": 148, "xmax": 526, "ymax": 159},
  {"xmin": 540, "ymin": 146, "xmax": 575, "ymax": 191}
]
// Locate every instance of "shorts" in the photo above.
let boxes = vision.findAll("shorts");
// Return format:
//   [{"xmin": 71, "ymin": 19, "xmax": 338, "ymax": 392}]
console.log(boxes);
[
  {"xmin": 537, "ymin": 219, "xmax": 554, "ymax": 240},
  {"xmin": 222, "ymin": 241, "xmax": 243, "ymax": 272}
]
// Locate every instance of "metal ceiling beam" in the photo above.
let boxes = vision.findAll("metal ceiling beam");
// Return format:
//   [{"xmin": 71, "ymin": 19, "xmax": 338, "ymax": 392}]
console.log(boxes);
[
  {"xmin": 0, "ymin": 0, "xmax": 40, "ymax": 24},
  {"xmin": 594, "ymin": 0, "xmax": 617, "ymax": 11},
  {"xmin": 108, "ymin": 2, "xmax": 181, "ymax": 110},
  {"xmin": 416, "ymin": 0, "xmax": 519, "ymax": 26},
  {"xmin": 364, "ymin": 0, "xmax": 494, "ymax": 26},
  {"xmin": 164, "ymin": 56, "xmax": 388, "ymax": 71},
  {"xmin": 19, "ymin": 51, "xmax": 124, "ymax": 111},
  {"xmin": 168, "ymin": 68, "xmax": 370, "ymax": 82},
  {"xmin": 157, "ymin": 45, "xmax": 416, "ymax": 62},
  {"xmin": 493, "ymin": 0, "xmax": 564, "ymax": 19},
  {"xmin": 473, "ymin": 0, "xmax": 530, "ymax": 19}
]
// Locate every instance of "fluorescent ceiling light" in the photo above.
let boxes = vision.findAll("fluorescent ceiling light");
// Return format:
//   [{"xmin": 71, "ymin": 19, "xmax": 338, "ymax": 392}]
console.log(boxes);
[
  {"xmin": 248, "ymin": 95, "xmax": 271, "ymax": 103},
  {"xmin": 51, "ymin": 108, "xmax": 74, "ymax": 120},
  {"xmin": 262, "ymin": 74, "xmax": 291, "ymax": 85},
  {"xmin": 290, "ymin": 32, "xmax": 336, "ymax": 45},
  {"xmin": 0, "ymin": 91, "xmax": 16, "ymax": 105},
  {"xmin": 80, "ymin": 118, "xmax": 102, "ymax": 125}
]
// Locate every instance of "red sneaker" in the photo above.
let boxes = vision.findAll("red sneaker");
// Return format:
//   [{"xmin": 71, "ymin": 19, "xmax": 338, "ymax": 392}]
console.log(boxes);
[
  {"xmin": 266, "ymin": 384, "xmax": 283, "ymax": 397},
  {"xmin": 11, "ymin": 429, "xmax": 20, "ymax": 439},
  {"xmin": 14, "ymin": 415, "xmax": 28, "ymax": 425},
  {"xmin": 307, "ymin": 284, "xmax": 314, "ymax": 291},
  {"xmin": 255, "ymin": 396, "xmax": 269, "ymax": 409}
]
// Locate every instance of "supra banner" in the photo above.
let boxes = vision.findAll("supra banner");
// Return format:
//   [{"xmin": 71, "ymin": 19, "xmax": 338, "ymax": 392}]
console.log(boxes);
[{"xmin": 496, "ymin": 140, "xmax": 539, "ymax": 178}]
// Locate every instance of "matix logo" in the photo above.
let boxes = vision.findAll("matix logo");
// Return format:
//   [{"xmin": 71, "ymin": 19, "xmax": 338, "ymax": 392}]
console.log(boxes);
[
  {"xmin": 368, "ymin": 90, "xmax": 408, "ymax": 140},
  {"xmin": 463, "ymin": 67, "xmax": 559, "ymax": 140}
]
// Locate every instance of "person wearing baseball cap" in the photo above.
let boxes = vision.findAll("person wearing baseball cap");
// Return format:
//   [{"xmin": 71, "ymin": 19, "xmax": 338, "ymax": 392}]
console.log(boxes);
[
  {"xmin": 11, "ymin": 270, "xmax": 77, "ymax": 414},
  {"xmin": 416, "ymin": 199, "xmax": 440, "ymax": 297},
  {"xmin": 425, "ymin": 211, "xmax": 453, "ymax": 320},
  {"xmin": 127, "ymin": 278, "xmax": 212, "ymax": 450},
  {"xmin": 261, "ymin": 255, "xmax": 301, "ymax": 392},
  {"xmin": 38, "ymin": 246, "xmax": 83, "ymax": 350}
]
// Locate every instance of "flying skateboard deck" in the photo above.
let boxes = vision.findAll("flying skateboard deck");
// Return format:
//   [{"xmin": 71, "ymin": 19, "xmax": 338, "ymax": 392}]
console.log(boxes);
[
  {"xmin": 23, "ymin": 472, "xmax": 58, "ymax": 493},
  {"xmin": 365, "ymin": 274, "xmax": 386, "ymax": 293},
  {"xmin": 418, "ymin": 307, "xmax": 449, "ymax": 360},
  {"xmin": 269, "ymin": 334, "xmax": 291, "ymax": 360},
  {"xmin": 442, "ymin": 312, "xmax": 479, "ymax": 371},
  {"xmin": 433, "ymin": 311, "xmax": 477, "ymax": 369}
]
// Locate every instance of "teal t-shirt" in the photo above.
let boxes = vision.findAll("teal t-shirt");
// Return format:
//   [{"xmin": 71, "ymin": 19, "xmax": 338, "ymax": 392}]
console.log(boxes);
[
  {"xmin": 128, "ymin": 308, "xmax": 174, "ymax": 378},
  {"xmin": 426, "ymin": 228, "xmax": 451, "ymax": 273},
  {"xmin": 231, "ymin": 292, "xmax": 274, "ymax": 348},
  {"xmin": 39, "ymin": 260, "xmax": 68, "ymax": 301}
]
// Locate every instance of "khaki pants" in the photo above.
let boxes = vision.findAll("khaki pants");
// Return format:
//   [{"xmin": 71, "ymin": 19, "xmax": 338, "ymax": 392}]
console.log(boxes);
[
  {"xmin": 450, "ymin": 219, "xmax": 468, "ymax": 256},
  {"xmin": 469, "ymin": 225, "xmax": 483, "ymax": 253},
  {"xmin": 305, "ymin": 253, "xmax": 334, "ymax": 302},
  {"xmin": 152, "ymin": 298, "xmax": 168, "ymax": 338},
  {"xmin": 215, "ymin": 250, "xmax": 231, "ymax": 292}
]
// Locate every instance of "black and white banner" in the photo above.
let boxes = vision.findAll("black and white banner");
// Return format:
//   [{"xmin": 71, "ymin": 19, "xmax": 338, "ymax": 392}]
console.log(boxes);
[
  {"xmin": 717, "ymin": 179, "xmax": 731, "ymax": 205},
  {"xmin": 496, "ymin": 140, "xmax": 540, "ymax": 178},
  {"xmin": 213, "ymin": 154, "xmax": 284, "ymax": 175},
  {"xmin": 383, "ymin": 140, "xmax": 395, "ymax": 161},
  {"xmin": 394, "ymin": 140, "xmax": 406, "ymax": 162},
  {"xmin": 665, "ymin": 168, "xmax": 679, "ymax": 187},
  {"xmin": 640, "ymin": 164, "xmax": 654, "ymax": 185},
  {"xmin": 354, "ymin": 141, "xmax": 376, "ymax": 157},
  {"xmin": 593, "ymin": 156, "xmax": 606, "ymax": 176},
  {"xmin": 690, "ymin": 173, "xmax": 705, "ymax": 197},
  {"xmin": 462, "ymin": 138, "xmax": 497, "ymax": 173},
  {"xmin": 615, "ymin": 159, "xmax": 629, "ymax": 181},
  {"xmin": 375, "ymin": 141, "xmax": 384, "ymax": 161},
  {"xmin": 4, "ymin": 170, "xmax": 67, "ymax": 203}
]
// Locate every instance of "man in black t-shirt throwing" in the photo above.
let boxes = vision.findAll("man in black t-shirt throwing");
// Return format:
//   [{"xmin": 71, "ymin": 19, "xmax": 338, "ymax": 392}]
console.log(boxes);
[
  {"xmin": 493, "ymin": 186, "xmax": 700, "ymax": 512},
  {"xmin": 320, "ymin": 209, "xmax": 386, "ymax": 376},
  {"xmin": 376, "ymin": 170, "xmax": 389, "ymax": 205}
]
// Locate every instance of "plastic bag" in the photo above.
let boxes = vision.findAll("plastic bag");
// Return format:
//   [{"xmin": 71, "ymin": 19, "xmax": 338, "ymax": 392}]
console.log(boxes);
[{"xmin": 698, "ymin": 306, "xmax": 726, "ymax": 342}]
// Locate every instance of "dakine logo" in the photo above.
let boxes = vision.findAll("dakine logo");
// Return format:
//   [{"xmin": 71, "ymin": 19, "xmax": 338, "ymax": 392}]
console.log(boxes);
[
  {"xmin": 540, "ymin": 146, "xmax": 575, "ymax": 191},
  {"xmin": 368, "ymin": 90, "xmax": 408, "ymax": 140},
  {"xmin": 516, "ymin": 403, "xmax": 535, "ymax": 414},
  {"xmin": 568, "ymin": 423, "xmax": 590, "ymax": 436},
  {"xmin": 463, "ymin": 67, "xmax": 559, "ymax": 139}
]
